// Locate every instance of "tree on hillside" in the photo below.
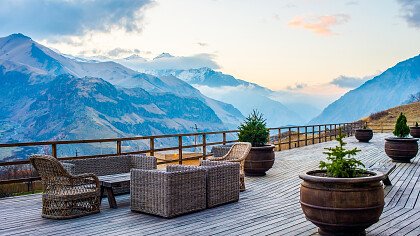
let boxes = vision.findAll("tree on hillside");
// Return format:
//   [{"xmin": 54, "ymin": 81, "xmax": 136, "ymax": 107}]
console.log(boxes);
[{"xmin": 406, "ymin": 92, "xmax": 420, "ymax": 104}]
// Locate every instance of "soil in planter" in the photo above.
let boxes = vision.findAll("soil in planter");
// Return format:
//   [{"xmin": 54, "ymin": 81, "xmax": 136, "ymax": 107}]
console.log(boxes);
[{"xmin": 311, "ymin": 172, "xmax": 372, "ymax": 178}]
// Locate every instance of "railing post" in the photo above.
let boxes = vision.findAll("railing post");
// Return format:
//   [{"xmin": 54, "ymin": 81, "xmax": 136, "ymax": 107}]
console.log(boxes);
[
  {"xmin": 318, "ymin": 125, "xmax": 322, "ymax": 143},
  {"xmin": 278, "ymin": 128, "xmax": 282, "ymax": 151},
  {"xmin": 297, "ymin": 127, "xmax": 300, "ymax": 147},
  {"xmin": 288, "ymin": 127, "xmax": 292, "ymax": 150},
  {"xmin": 334, "ymin": 124, "xmax": 337, "ymax": 138},
  {"xmin": 178, "ymin": 136, "xmax": 183, "ymax": 165},
  {"xmin": 149, "ymin": 138, "xmax": 155, "ymax": 156},
  {"xmin": 305, "ymin": 126, "xmax": 308, "ymax": 146},
  {"xmin": 202, "ymin": 134, "xmax": 207, "ymax": 160},
  {"xmin": 324, "ymin": 125, "xmax": 328, "ymax": 142},
  {"xmin": 329, "ymin": 124, "xmax": 332, "ymax": 140},
  {"xmin": 51, "ymin": 144, "xmax": 57, "ymax": 158},
  {"xmin": 312, "ymin": 126, "xmax": 315, "ymax": 145},
  {"xmin": 222, "ymin": 132, "xmax": 227, "ymax": 145},
  {"xmin": 116, "ymin": 140, "xmax": 122, "ymax": 155}
]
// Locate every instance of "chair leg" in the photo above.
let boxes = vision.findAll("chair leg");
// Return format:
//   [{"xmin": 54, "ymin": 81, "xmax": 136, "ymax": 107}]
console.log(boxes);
[{"xmin": 240, "ymin": 174, "xmax": 245, "ymax": 192}]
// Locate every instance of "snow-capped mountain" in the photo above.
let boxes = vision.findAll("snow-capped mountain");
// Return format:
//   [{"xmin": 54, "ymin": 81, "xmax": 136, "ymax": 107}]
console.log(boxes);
[
  {"xmin": 148, "ymin": 67, "xmax": 306, "ymax": 126},
  {"xmin": 0, "ymin": 33, "xmax": 246, "ymax": 159},
  {"xmin": 311, "ymin": 54, "xmax": 420, "ymax": 123},
  {"xmin": 0, "ymin": 33, "xmax": 243, "ymax": 127}
]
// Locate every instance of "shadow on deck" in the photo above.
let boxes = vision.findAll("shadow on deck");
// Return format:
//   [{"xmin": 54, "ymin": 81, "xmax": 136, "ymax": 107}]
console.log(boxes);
[{"xmin": 1, "ymin": 133, "xmax": 420, "ymax": 235}]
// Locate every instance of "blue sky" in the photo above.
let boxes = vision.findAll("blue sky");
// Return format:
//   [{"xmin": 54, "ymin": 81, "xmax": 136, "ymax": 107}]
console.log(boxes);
[{"xmin": 0, "ymin": 0, "xmax": 419, "ymax": 97}]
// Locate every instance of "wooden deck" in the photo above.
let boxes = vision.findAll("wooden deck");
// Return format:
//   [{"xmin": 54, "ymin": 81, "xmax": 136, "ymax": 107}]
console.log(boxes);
[{"xmin": 1, "ymin": 133, "xmax": 420, "ymax": 236}]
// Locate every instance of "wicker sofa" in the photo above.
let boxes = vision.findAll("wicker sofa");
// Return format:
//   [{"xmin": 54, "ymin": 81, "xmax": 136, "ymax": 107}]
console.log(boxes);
[
  {"xmin": 63, "ymin": 154, "xmax": 157, "ymax": 194},
  {"xmin": 131, "ymin": 165, "xmax": 207, "ymax": 218}
]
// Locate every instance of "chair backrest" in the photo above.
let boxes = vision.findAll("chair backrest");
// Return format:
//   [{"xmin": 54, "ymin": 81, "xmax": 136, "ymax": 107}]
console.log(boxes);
[
  {"xmin": 29, "ymin": 155, "xmax": 70, "ymax": 180},
  {"xmin": 224, "ymin": 142, "xmax": 252, "ymax": 161}
]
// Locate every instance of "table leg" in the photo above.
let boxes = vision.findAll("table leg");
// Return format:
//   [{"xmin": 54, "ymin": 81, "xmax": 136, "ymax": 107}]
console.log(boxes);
[
  {"xmin": 383, "ymin": 176, "xmax": 392, "ymax": 186},
  {"xmin": 106, "ymin": 187, "xmax": 118, "ymax": 209},
  {"xmin": 100, "ymin": 186, "xmax": 105, "ymax": 205}
]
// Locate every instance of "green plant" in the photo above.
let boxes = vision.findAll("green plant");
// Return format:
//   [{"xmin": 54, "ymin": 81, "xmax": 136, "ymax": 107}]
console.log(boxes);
[
  {"xmin": 238, "ymin": 110, "xmax": 269, "ymax": 147},
  {"xmin": 319, "ymin": 131, "xmax": 365, "ymax": 178},
  {"xmin": 416, "ymin": 122, "xmax": 419, "ymax": 128},
  {"xmin": 363, "ymin": 122, "xmax": 368, "ymax": 129},
  {"xmin": 393, "ymin": 113, "xmax": 410, "ymax": 138}
]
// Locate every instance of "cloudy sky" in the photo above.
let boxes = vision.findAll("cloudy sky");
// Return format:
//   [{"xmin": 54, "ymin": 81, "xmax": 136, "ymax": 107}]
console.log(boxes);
[{"xmin": 0, "ymin": 0, "xmax": 419, "ymax": 97}]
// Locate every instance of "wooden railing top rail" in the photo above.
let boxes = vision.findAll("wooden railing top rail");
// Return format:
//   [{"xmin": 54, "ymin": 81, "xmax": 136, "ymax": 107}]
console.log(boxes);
[{"xmin": 0, "ymin": 123, "xmax": 356, "ymax": 148}]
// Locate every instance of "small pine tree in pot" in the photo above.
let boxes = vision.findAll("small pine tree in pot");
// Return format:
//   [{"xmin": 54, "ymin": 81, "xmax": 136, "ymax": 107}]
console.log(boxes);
[
  {"xmin": 410, "ymin": 121, "xmax": 420, "ymax": 138},
  {"xmin": 238, "ymin": 110, "xmax": 275, "ymax": 176},
  {"xmin": 385, "ymin": 113, "xmax": 419, "ymax": 162},
  {"xmin": 238, "ymin": 110, "xmax": 269, "ymax": 147},
  {"xmin": 299, "ymin": 131, "xmax": 385, "ymax": 235}
]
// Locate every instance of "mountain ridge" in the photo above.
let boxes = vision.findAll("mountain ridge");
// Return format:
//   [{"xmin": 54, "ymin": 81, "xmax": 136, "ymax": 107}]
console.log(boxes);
[{"xmin": 311, "ymin": 54, "xmax": 420, "ymax": 124}]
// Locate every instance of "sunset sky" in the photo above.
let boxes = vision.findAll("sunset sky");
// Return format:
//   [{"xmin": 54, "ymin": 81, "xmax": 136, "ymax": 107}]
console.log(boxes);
[{"xmin": 1, "ymin": 0, "xmax": 419, "ymax": 97}]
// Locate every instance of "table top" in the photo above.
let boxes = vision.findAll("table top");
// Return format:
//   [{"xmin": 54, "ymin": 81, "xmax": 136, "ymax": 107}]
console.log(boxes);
[{"xmin": 99, "ymin": 173, "xmax": 130, "ymax": 186}]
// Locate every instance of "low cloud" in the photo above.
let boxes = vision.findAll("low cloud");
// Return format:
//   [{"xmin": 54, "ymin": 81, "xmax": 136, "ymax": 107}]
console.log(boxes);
[
  {"xmin": 286, "ymin": 83, "xmax": 308, "ymax": 90},
  {"xmin": 197, "ymin": 42, "xmax": 208, "ymax": 47},
  {"xmin": 0, "ymin": 0, "xmax": 155, "ymax": 37},
  {"xmin": 397, "ymin": 0, "xmax": 420, "ymax": 29},
  {"xmin": 330, "ymin": 75, "xmax": 375, "ymax": 88},
  {"xmin": 107, "ymin": 48, "xmax": 141, "ymax": 57},
  {"xmin": 117, "ymin": 53, "xmax": 220, "ymax": 71},
  {"xmin": 288, "ymin": 14, "xmax": 350, "ymax": 36}
]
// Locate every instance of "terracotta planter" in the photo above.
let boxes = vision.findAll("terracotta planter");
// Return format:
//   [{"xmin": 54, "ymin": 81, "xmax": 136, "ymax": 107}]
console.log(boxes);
[
  {"xmin": 355, "ymin": 129, "xmax": 373, "ymax": 142},
  {"xmin": 244, "ymin": 145, "xmax": 275, "ymax": 176},
  {"xmin": 385, "ymin": 137, "xmax": 419, "ymax": 163},
  {"xmin": 410, "ymin": 127, "xmax": 420, "ymax": 138},
  {"xmin": 300, "ymin": 170, "xmax": 385, "ymax": 236}
]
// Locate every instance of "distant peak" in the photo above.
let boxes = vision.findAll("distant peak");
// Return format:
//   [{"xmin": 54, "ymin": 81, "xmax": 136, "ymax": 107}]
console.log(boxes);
[
  {"xmin": 124, "ymin": 54, "xmax": 146, "ymax": 61},
  {"xmin": 153, "ymin": 53, "xmax": 174, "ymax": 60},
  {"xmin": 7, "ymin": 33, "xmax": 32, "ymax": 40}
]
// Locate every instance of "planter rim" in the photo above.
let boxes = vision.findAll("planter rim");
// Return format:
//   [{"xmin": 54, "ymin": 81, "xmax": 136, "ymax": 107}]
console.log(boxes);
[
  {"xmin": 385, "ymin": 137, "xmax": 419, "ymax": 142},
  {"xmin": 250, "ymin": 144, "xmax": 275, "ymax": 150},
  {"xmin": 355, "ymin": 128, "xmax": 373, "ymax": 131},
  {"xmin": 410, "ymin": 127, "xmax": 420, "ymax": 129},
  {"xmin": 299, "ymin": 170, "xmax": 385, "ymax": 183}
]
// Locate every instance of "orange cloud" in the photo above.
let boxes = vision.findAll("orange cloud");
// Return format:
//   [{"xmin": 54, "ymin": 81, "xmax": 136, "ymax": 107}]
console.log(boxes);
[{"xmin": 288, "ymin": 14, "xmax": 350, "ymax": 36}]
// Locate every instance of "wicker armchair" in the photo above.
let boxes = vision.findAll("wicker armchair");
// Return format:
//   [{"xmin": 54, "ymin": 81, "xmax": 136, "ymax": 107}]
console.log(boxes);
[
  {"xmin": 208, "ymin": 142, "xmax": 251, "ymax": 191},
  {"xmin": 29, "ymin": 155, "xmax": 101, "ymax": 219},
  {"xmin": 63, "ymin": 154, "xmax": 157, "ymax": 194},
  {"xmin": 131, "ymin": 166, "xmax": 207, "ymax": 218},
  {"xmin": 200, "ymin": 160, "xmax": 240, "ymax": 207}
]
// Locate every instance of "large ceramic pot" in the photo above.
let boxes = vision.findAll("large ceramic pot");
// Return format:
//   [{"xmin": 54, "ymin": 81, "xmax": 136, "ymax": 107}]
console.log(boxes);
[
  {"xmin": 355, "ymin": 129, "xmax": 373, "ymax": 142},
  {"xmin": 244, "ymin": 145, "xmax": 275, "ymax": 176},
  {"xmin": 385, "ymin": 137, "xmax": 419, "ymax": 163},
  {"xmin": 300, "ymin": 170, "xmax": 385, "ymax": 236},
  {"xmin": 410, "ymin": 127, "xmax": 420, "ymax": 138}
]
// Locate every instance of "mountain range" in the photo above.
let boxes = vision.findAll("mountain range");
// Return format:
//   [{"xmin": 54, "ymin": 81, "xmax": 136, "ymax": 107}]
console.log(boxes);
[
  {"xmin": 0, "ymin": 34, "xmax": 242, "ymax": 159},
  {"xmin": 311, "ymin": 54, "xmax": 420, "ymax": 123}
]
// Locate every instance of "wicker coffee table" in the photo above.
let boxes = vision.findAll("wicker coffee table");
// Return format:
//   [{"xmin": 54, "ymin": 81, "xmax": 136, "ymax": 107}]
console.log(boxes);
[{"xmin": 99, "ymin": 173, "xmax": 130, "ymax": 209}]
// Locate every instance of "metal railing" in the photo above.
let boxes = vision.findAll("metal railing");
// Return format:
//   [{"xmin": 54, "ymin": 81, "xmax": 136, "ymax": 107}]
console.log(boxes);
[{"xmin": 0, "ymin": 122, "xmax": 360, "ymax": 187}]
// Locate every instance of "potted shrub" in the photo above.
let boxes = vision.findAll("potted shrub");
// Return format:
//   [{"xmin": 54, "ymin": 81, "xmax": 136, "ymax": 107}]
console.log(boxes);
[
  {"xmin": 238, "ymin": 110, "xmax": 275, "ymax": 176},
  {"xmin": 410, "ymin": 122, "xmax": 420, "ymax": 138},
  {"xmin": 355, "ymin": 122, "xmax": 373, "ymax": 142},
  {"xmin": 385, "ymin": 113, "xmax": 419, "ymax": 162},
  {"xmin": 300, "ymin": 132, "xmax": 385, "ymax": 235}
]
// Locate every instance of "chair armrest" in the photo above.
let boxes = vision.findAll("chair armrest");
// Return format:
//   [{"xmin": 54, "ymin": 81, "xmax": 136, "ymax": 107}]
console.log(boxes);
[
  {"xmin": 61, "ymin": 162, "xmax": 75, "ymax": 174},
  {"xmin": 131, "ymin": 155, "xmax": 157, "ymax": 170},
  {"xmin": 70, "ymin": 173, "xmax": 100, "ymax": 190},
  {"xmin": 207, "ymin": 156, "xmax": 227, "ymax": 161}
]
